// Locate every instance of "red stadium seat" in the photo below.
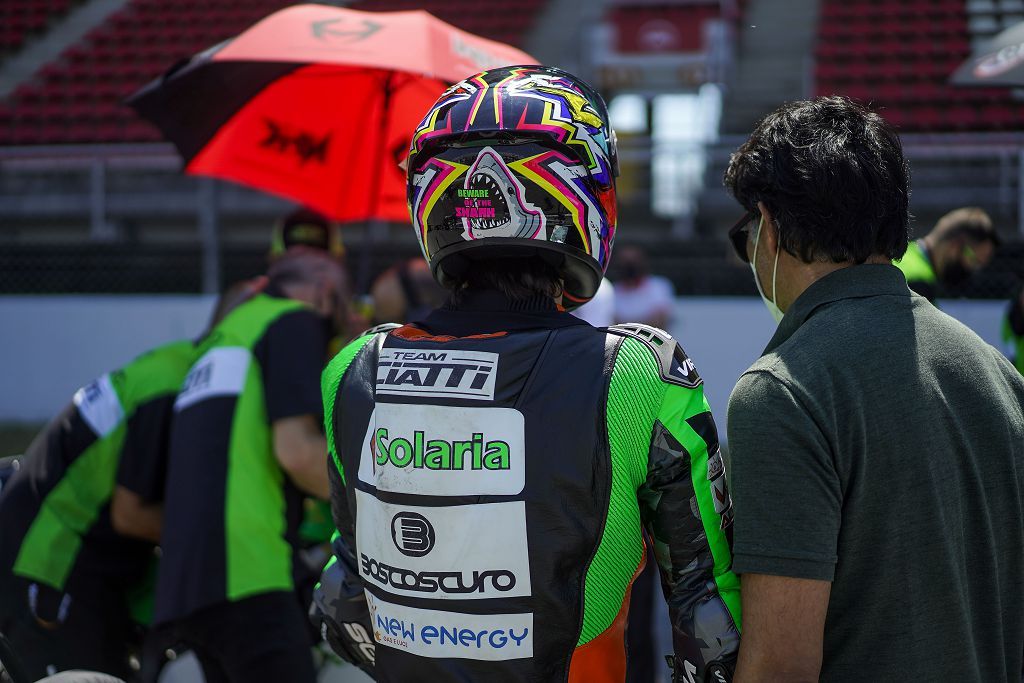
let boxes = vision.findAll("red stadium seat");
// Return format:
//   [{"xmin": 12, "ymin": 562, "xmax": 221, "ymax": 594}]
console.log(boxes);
[
  {"xmin": 1, "ymin": 0, "xmax": 547, "ymax": 145},
  {"xmin": 815, "ymin": 0, "xmax": 1016, "ymax": 132}
]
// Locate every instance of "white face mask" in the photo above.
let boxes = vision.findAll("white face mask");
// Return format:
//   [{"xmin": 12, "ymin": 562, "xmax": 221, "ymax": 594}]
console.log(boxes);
[{"xmin": 750, "ymin": 215, "xmax": 784, "ymax": 323}]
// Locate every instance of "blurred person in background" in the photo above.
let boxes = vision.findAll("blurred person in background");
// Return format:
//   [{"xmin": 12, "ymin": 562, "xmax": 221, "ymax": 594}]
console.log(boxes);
[
  {"xmin": 136, "ymin": 219, "xmax": 347, "ymax": 682},
  {"xmin": 267, "ymin": 207, "xmax": 355, "ymax": 602},
  {"xmin": 153, "ymin": 246, "xmax": 348, "ymax": 683},
  {"xmin": 269, "ymin": 207, "xmax": 364, "ymax": 350},
  {"xmin": 312, "ymin": 65, "xmax": 739, "ymax": 683},
  {"xmin": 611, "ymin": 244, "xmax": 675, "ymax": 683},
  {"xmin": 369, "ymin": 257, "xmax": 447, "ymax": 325},
  {"xmin": 572, "ymin": 277, "xmax": 616, "ymax": 327},
  {"xmin": 269, "ymin": 207, "xmax": 346, "ymax": 264},
  {"xmin": 724, "ymin": 96, "xmax": 1024, "ymax": 681},
  {"xmin": 1005, "ymin": 287, "xmax": 1024, "ymax": 374},
  {"xmin": 0, "ymin": 281, "xmax": 258, "ymax": 681},
  {"xmin": 612, "ymin": 246, "xmax": 675, "ymax": 329},
  {"xmin": 894, "ymin": 206, "xmax": 999, "ymax": 303}
]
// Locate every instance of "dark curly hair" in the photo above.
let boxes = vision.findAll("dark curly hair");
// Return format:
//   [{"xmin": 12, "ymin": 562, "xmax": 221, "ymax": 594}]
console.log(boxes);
[
  {"xmin": 445, "ymin": 257, "xmax": 563, "ymax": 303},
  {"xmin": 724, "ymin": 96, "xmax": 910, "ymax": 264}
]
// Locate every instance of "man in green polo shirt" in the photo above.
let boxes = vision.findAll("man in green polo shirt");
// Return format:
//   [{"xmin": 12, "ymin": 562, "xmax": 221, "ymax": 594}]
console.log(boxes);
[
  {"xmin": 154, "ymin": 248, "xmax": 347, "ymax": 683},
  {"xmin": 894, "ymin": 206, "xmax": 999, "ymax": 303},
  {"xmin": 722, "ymin": 97, "xmax": 1024, "ymax": 681}
]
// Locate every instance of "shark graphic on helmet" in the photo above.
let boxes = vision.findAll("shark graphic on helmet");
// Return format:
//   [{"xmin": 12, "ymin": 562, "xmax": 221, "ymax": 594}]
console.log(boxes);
[{"xmin": 462, "ymin": 148, "xmax": 544, "ymax": 240}]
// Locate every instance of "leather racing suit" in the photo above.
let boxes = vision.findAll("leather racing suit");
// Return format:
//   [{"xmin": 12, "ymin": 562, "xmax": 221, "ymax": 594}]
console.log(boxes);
[{"xmin": 320, "ymin": 292, "xmax": 740, "ymax": 682}]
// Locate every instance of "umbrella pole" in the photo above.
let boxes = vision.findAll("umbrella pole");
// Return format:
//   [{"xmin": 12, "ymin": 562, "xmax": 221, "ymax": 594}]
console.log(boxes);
[{"xmin": 197, "ymin": 178, "xmax": 221, "ymax": 295}]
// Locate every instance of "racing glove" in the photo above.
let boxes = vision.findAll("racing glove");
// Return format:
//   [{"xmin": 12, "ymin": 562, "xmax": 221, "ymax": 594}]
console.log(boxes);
[
  {"xmin": 668, "ymin": 655, "xmax": 734, "ymax": 683},
  {"xmin": 309, "ymin": 534, "xmax": 375, "ymax": 675}
]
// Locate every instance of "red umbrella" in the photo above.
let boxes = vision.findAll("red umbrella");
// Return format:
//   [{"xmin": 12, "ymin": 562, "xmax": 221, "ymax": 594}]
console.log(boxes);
[{"xmin": 128, "ymin": 4, "xmax": 536, "ymax": 223}]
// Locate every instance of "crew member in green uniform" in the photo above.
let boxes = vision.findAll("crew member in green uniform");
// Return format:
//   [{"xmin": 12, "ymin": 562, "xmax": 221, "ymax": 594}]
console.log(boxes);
[
  {"xmin": 1005, "ymin": 287, "xmax": 1024, "ymax": 374},
  {"xmin": 0, "ymin": 339, "xmax": 196, "ymax": 679},
  {"xmin": 154, "ymin": 248, "xmax": 348, "ymax": 683},
  {"xmin": 0, "ymin": 282, "xmax": 260, "ymax": 679},
  {"xmin": 894, "ymin": 206, "xmax": 999, "ymax": 303},
  {"xmin": 894, "ymin": 207, "xmax": 1022, "ymax": 373},
  {"xmin": 269, "ymin": 208, "xmax": 354, "ymax": 612}
]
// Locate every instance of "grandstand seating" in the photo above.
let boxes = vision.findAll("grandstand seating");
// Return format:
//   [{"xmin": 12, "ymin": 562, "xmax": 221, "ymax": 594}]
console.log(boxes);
[
  {"xmin": 354, "ymin": 0, "xmax": 545, "ymax": 47},
  {"xmin": 965, "ymin": 0, "xmax": 1024, "ymax": 44},
  {"xmin": 0, "ymin": 0, "xmax": 77, "ymax": 55},
  {"xmin": 814, "ymin": 0, "xmax": 1022, "ymax": 132},
  {"xmin": 0, "ymin": 0, "xmax": 545, "ymax": 146}
]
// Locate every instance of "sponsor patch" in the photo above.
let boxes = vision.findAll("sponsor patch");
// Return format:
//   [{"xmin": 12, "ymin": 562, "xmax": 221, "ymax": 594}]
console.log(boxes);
[
  {"xmin": 174, "ymin": 347, "xmax": 251, "ymax": 411},
  {"xmin": 366, "ymin": 593, "xmax": 533, "ymax": 661},
  {"xmin": 376, "ymin": 349, "xmax": 498, "ymax": 401},
  {"xmin": 73, "ymin": 373, "xmax": 124, "ymax": 437},
  {"xmin": 355, "ymin": 490, "xmax": 531, "ymax": 601},
  {"xmin": 357, "ymin": 403, "xmax": 525, "ymax": 496},
  {"xmin": 391, "ymin": 512, "xmax": 435, "ymax": 557}
]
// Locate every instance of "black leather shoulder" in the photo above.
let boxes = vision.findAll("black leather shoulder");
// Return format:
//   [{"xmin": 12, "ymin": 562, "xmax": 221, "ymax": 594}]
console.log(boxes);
[
  {"xmin": 359, "ymin": 322, "xmax": 402, "ymax": 337},
  {"xmin": 606, "ymin": 323, "xmax": 702, "ymax": 389}
]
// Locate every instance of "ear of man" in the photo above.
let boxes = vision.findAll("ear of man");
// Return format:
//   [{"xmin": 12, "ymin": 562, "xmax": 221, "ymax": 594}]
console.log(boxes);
[{"xmin": 757, "ymin": 201, "xmax": 781, "ymax": 255}]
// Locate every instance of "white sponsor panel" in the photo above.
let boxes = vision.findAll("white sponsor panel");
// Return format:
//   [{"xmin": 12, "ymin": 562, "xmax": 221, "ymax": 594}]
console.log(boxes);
[
  {"xmin": 376, "ymin": 348, "xmax": 498, "ymax": 401},
  {"xmin": 366, "ymin": 593, "xmax": 533, "ymax": 661},
  {"xmin": 354, "ymin": 490, "xmax": 531, "ymax": 601},
  {"xmin": 174, "ymin": 347, "xmax": 250, "ymax": 411},
  {"xmin": 73, "ymin": 373, "xmax": 124, "ymax": 437},
  {"xmin": 357, "ymin": 403, "xmax": 525, "ymax": 496}
]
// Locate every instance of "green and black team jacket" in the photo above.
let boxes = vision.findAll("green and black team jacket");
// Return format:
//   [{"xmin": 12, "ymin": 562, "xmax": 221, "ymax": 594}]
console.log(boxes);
[
  {"xmin": 154, "ymin": 291, "xmax": 329, "ymax": 624},
  {"xmin": 321, "ymin": 291, "xmax": 741, "ymax": 683},
  {"xmin": 894, "ymin": 240, "xmax": 939, "ymax": 302},
  {"xmin": 0, "ymin": 339, "xmax": 195, "ymax": 600},
  {"xmin": 1004, "ymin": 289, "xmax": 1024, "ymax": 375}
]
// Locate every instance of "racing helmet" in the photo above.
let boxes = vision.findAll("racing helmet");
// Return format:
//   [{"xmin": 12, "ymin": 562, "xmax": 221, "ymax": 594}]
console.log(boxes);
[{"xmin": 406, "ymin": 65, "xmax": 619, "ymax": 308}]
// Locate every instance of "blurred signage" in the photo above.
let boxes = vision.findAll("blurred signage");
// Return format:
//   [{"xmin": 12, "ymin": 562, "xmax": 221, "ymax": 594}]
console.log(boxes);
[
  {"xmin": 636, "ymin": 19, "xmax": 684, "ymax": 52},
  {"xmin": 600, "ymin": 62, "xmax": 708, "ymax": 90},
  {"xmin": 611, "ymin": 4, "xmax": 719, "ymax": 54}
]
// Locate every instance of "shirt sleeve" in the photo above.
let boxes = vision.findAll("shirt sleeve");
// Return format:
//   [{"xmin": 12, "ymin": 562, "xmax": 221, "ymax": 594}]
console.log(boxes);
[
  {"xmin": 727, "ymin": 369, "xmax": 841, "ymax": 581},
  {"xmin": 257, "ymin": 309, "xmax": 330, "ymax": 423},
  {"xmin": 116, "ymin": 394, "xmax": 176, "ymax": 503}
]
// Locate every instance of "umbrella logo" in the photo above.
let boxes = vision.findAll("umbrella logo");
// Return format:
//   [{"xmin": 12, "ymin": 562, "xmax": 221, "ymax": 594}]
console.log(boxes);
[
  {"xmin": 260, "ymin": 118, "xmax": 331, "ymax": 166},
  {"xmin": 460, "ymin": 148, "xmax": 544, "ymax": 241},
  {"xmin": 311, "ymin": 18, "xmax": 383, "ymax": 44},
  {"xmin": 974, "ymin": 40, "xmax": 1024, "ymax": 78}
]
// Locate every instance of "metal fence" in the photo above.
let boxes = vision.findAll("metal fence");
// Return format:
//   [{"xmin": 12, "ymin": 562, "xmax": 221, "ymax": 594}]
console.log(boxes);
[
  {"xmin": 1, "ymin": 134, "xmax": 1023, "ymax": 298},
  {"xmin": 701, "ymin": 133, "xmax": 1024, "ymax": 232}
]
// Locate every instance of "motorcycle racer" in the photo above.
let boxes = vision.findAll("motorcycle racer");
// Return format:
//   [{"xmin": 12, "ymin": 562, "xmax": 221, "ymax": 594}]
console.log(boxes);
[{"xmin": 313, "ymin": 65, "xmax": 740, "ymax": 683}]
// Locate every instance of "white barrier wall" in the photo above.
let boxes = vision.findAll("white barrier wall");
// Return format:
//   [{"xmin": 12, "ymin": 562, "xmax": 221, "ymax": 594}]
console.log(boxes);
[
  {"xmin": 0, "ymin": 296, "xmax": 1013, "ymax": 434},
  {"xmin": 673, "ymin": 298, "xmax": 1012, "ymax": 433},
  {"xmin": 0, "ymin": 296, "xmax": 216, "ymax": 423}
]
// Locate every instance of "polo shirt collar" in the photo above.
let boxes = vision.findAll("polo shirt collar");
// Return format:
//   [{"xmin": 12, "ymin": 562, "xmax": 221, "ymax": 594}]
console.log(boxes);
[{"xmin": 763, "ymin": 264, "xmax": 912, "ymax": 355}]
